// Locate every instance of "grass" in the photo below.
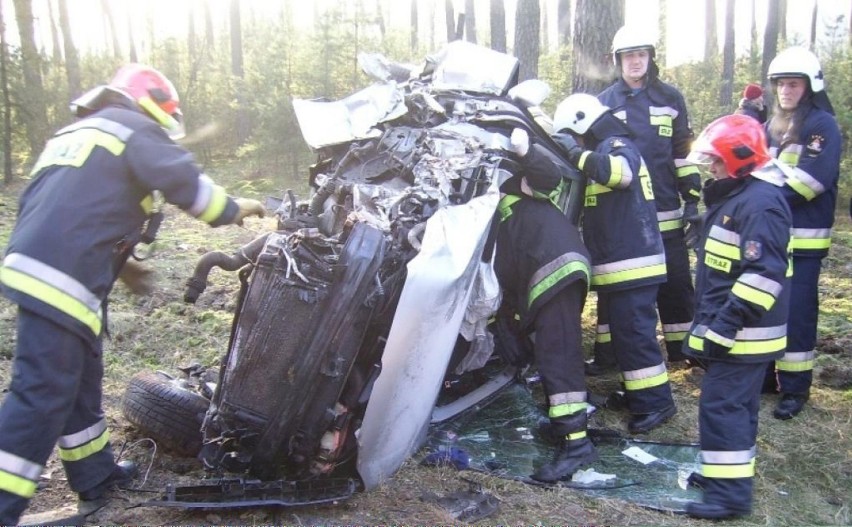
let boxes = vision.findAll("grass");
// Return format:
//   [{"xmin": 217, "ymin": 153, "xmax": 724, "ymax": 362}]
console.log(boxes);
[{"xmin": 0, "ymin": 175, "xmax": 851, "ymax": 525}]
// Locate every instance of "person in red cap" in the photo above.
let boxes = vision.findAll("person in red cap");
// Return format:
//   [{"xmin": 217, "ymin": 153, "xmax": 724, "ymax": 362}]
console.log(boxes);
[{"xmin": 736, "ymin": 83, "xmax": 767, "ymax": 123}]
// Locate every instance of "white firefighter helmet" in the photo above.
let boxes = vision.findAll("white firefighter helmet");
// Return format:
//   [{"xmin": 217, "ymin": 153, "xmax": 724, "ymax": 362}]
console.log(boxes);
[
  {"xmin": 553, "ymin": 93, "xmax": 610, "ymax": 135},
  {"xmin": 611, "ymin": 25, "xmax": 657, "ymax": 65},
  {"xmin": 767, "ymin": 47, "xmax": 825, "ymax": 93}
]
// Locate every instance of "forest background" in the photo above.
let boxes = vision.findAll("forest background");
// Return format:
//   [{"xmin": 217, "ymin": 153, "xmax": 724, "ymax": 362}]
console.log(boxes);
[
  {"xmin": 0, "ymin": 0, "xmax": 850, "ymax": 525},
  {"xmin": 0, "ymin": 0, "xmax": 850, "ymax": 196}
]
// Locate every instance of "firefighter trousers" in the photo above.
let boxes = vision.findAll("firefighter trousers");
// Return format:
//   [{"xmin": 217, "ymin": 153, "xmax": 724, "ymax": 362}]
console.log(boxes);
[
  {"xmin": 698, "ymin": 360, "xmax": 766, "ymax": 512},
  {"xmin": 774, "ymin": 256, "xmax": 821, "ymax": 394},
  {"xmin": 532, "ymin": 281, "xmax": 588, "ymax": 434},
  {"xmin": 656, "ymin": 232, "xmax": 695, "ymax": 361},
  {"xmin": 592, "ymin": 232, "xmax": 694, "ymax": 365},
  {"xmin": 599, "ymin": 284, "xmax": 673, "ymax": 415},
  {"xmin": 0, "ymin": 307, "xmax": 117, "ymax": 525}
]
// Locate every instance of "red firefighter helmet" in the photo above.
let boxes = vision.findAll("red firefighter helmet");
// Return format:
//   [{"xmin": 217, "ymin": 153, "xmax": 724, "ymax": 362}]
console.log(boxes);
[
  {"xmin": 687, "ymin": 114, "xmax": 770, "ymax": 178},
  {"xmin": 109, "ymin": 64, "xmax": 185, "ymax": 139}
]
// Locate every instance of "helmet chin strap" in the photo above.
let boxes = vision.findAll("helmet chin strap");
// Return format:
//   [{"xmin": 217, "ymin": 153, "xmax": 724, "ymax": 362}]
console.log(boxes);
[{"xmin": 137, "ymin": 97, "xmax": 185, "ymax": 139}]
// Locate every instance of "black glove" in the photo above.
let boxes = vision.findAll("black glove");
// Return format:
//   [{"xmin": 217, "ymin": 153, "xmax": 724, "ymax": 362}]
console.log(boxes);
[
  {"xmin": 703, "ymin": 336, "xmax": 733, "ymax": 359},
  {"xmin": 683, "ymin": 201, "xmax": 702, "ymax": 249},
  {"xmin": 552, "ymin": 133, "xmax": 584, "ymax": 166},
  {"xmin": 491, "ymin": 310, "xmax": 533, "ymax": 368}
]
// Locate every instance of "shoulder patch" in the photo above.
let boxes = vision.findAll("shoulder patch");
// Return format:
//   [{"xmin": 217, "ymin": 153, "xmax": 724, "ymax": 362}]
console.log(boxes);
[
  {"xmin": 805, "ymin": 134, "xmax": 825, "ymax": 156},
  {"xmin": 743, "ymin": 240, "xmax": 762, "ymax": 261}
]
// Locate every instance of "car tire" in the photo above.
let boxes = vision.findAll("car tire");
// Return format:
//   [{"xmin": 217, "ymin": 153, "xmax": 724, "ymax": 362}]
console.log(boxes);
[{"xmin": 121, "ymin": 371, "xmax": 210, "ymax": 457}]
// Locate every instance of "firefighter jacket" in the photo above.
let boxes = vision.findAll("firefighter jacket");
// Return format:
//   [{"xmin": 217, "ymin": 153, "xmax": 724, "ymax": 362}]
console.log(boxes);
[
  {"xmin": 495, "ymin": 144, "xmax": 591, "ymax": 332},
  {"xmin": 685, "ymin": 174, "xmax": 792, "ymax": 364},
  {"xmin": 598, "ymin": 77, "xmax": 701, "ymax": 237},
  {"xmin": 558, "ymin": 130, "xmax": 667, "ymax": 293},
  {"xmin": 0, "ymin": 101, "xmax": 239, "ymax": 344},
  {"xmin": 767, "ymin": 102, "xmax": 842, "ymax": 258}
]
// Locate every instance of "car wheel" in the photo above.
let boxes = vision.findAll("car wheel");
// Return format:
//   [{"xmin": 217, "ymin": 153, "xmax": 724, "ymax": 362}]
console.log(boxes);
[{"xmin": 121, "ymin": 371, "xmax": 210, "ymax": 457}]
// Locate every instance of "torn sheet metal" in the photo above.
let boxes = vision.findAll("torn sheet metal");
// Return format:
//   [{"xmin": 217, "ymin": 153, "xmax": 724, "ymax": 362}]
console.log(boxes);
[
  {"xmin": 355, "ymin": 175, "xmax": 501, "ymax": 490},
  {"xmin": 293, "ymin": 83, "xmax": 407, "ymax": 148},
  {"xmin": 429, "ymin": 40, "xmax": 519, "ymax": 95}
]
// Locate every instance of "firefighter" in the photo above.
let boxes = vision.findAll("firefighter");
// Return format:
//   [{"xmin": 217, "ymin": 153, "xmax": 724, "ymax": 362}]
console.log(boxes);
[
  {"xmin": 0, "ymin": 64, "xmax": 265, "ymax": 524},
  {"xmin": 495, "ymin": 128, "xmax": 598, "ymax": 483},
  {"xmin": 592, "ymin": 25, "xmax": 701, "ymax": 373},
  {"xmin": 683, "ymin": 114, "xmax": 792, "ymax": 519},
  {"xmin": 764, "ymin": 47, "xmax": 842, "ymax": 419},
  {"xmin": 551, "ymin": 93, "xmax": 676, "ymax": 434}
]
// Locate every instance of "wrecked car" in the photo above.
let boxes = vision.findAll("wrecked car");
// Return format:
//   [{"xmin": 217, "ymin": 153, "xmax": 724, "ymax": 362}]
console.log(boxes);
[{"xmin": 121, "ymin": 41, "xmax": 584, "ymax": 505}]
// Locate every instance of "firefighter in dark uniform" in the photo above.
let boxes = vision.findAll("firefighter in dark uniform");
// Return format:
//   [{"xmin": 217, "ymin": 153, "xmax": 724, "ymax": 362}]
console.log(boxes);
[
  {"xmin": 550, "ymin": 94, "xmax": 676, "ymax": 434},
  {"xmin": 591, "ymin": 25, "xmax": 701, "ymax": 373},
  {"xmin": 495, "ymin": 128, "xmax": 597, "ymax": 483},
  {"xmin": 764, "ymin": 47, "xmax": 842, "ymax": 419},
  {"xmin": 0, "ymin": 64, "xmax": 265, "ymax": 525},
  {"xmin": 683, "ymin": 115, "xmax": 792, "ymax": 519}
]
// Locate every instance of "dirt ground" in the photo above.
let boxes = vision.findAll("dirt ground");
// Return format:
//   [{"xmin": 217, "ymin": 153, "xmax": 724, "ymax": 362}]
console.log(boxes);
[{"xmin": 2, "ymin": 184, "xmax": 852, "ymax": 526}]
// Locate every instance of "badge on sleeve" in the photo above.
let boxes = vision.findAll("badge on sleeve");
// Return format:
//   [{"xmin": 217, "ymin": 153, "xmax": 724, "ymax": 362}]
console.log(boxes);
[
  {"xmin": 806, "ymin": 134, "xmax": 825, "ymax": 156},
  {"xmin": 744, "ymin": 240, "xmax": 762, "ymax": 261}
]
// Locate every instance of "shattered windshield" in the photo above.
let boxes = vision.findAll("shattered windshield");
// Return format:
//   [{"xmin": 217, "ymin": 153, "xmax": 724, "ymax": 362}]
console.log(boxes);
[{"xmin": 424, "ymin": 382, "xmax": 702, "ymax": 513}]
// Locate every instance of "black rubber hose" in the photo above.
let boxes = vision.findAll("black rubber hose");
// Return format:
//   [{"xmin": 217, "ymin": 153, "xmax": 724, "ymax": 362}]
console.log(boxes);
[{"xmin": 184, "ymin": 233, "xmax": 271, "ymax": 304}]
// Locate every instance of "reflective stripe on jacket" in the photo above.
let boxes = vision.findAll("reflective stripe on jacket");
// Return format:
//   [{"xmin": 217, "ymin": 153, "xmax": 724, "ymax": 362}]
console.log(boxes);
[
  {"xmin": 575, "ymin": 135, "xmax": 667, "ymax": 292},
  {"xmin": 685, "ymin": 176, "xmax": 792, "ymax": 364},
  {"xmin": 1, "ymin": 102, "xmax": 238, "ymax": 340},
  {"xmin": 767, "ymin": 104, "xmax": 841, "ymax": 257},
  {"xmin": 495, "ymin": 146, "xmax": 591, "ymax": 330},
  {"xmin": 598, "ymin": 78, "xmax": 701, "ymax": 237}
]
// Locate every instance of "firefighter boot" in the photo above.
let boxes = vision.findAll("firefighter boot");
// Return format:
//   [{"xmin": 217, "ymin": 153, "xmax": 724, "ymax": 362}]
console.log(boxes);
[
  {"xmin": 532, "ymin": 435, "xmax": 598, "ymax": 483},
  {"xmin": 78, "ymin": 460, "xmax": 138, "ymax": 502},
  {"xmin": 773, "ymin": 392, "xmax": 809, "ymax": 420},
  {"xmin": 532, "ymin": 413, "xmax": 598, "ymax": 483}
]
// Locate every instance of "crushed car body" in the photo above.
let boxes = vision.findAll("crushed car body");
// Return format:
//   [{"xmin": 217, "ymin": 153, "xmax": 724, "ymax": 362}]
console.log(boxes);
[{"xmin": 122, "ymin": 41, "xmax": 584, "ymax": 507}]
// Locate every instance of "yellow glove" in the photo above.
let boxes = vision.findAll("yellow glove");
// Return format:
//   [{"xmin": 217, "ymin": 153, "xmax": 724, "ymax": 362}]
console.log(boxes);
[
  {"xmin": 233, "ymin": 198, "xmax": 266, "ymax": 226},
  {"xmin": 117, "ymin": 259, "xmax": 155, "ymax": 295}
]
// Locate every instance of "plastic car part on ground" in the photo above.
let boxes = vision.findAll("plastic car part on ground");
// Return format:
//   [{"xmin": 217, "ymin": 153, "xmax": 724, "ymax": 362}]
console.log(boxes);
[
  {"xmin": 422, "ymin": 382, "xmax": 702, "ymax": 513},
  {"xmin": 146, "ymin": 478, "xmax": 357, "ymax": 509}
]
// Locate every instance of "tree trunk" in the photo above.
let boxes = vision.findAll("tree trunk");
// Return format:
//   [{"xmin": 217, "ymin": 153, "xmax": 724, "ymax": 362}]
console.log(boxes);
[
  {"xmin": 127, "ymin": 9, "xmax": 138, "ymax": 63},
  {"xmin": 410, "ymin": 0, "xmax": 418, "ymax": 53},
  {"xmin": 572, "ymin": 0, "xmax": 623, "ymax": 94},
  {"xmin": 704, "ymin": 0, "xmax": 718, "ymax": 61},
  {"xmin": 514, "ymin": 0, "xmax": 540, "ymax": 82},
  {"xmin": 230, "ymin": 0, "xmax": 243, "ymax": 77},
  {"xmin": 809, "ymin": 1, "xmax": 817, "ymax": 50},
  {"xmin": 230, "ymin": 0, "xmax": 247, "ymax": 144},
  {"xmin": 464, "ymin": 0, "xmax": 476, "ymax": 43},
  {"xmin": 46, "ymin": 0, "xmax": 62, "ymax": 61},
  {"xmin": 557, "ymin": 0, "xmax": 571, "ymax": 48},
  {"xmin": 204, "ymin": 0, "xmax": 215, "ymax": 47},
  {"xmin": 749, "ymin": 0, "xmax": 757, "ymax": 56},
  {"xmin": 778, "ymin": 0, "xmax": 787, "ymax": 41},
  {"xmin": 657, "ymin": 0, "xmax": 666, "ymax": 66},
  {"xmin": 719, "ymin": 0, "xmax": 735, "ymax": 106},
  {"xmin": 58, "ymin": 0, "xmax": 81, "ymax": 100},
  {"xmin": 445, "ymin": 0, "xmax": 455, "ymax": 41},
  {"xmin": 13, "ymin": 0, "xmax": 49, "ymax": 159},
  {"xmin": 490, "ymin": 0, "xmax": 506, "ymax": 52},
  {"xmin": 100, "ymin": 0, "xmax": 122, "ymax": 60},
  {"xmin": 0, "ymin": 2, "xmax": 12, "ymax": 184},
  {"xmin": 188, "ymin": 4, "xmax": 197, "ymax": 59},
  {"xmin": 761, "ymin": 0, "xmax": 780, "ymax": 82}
]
